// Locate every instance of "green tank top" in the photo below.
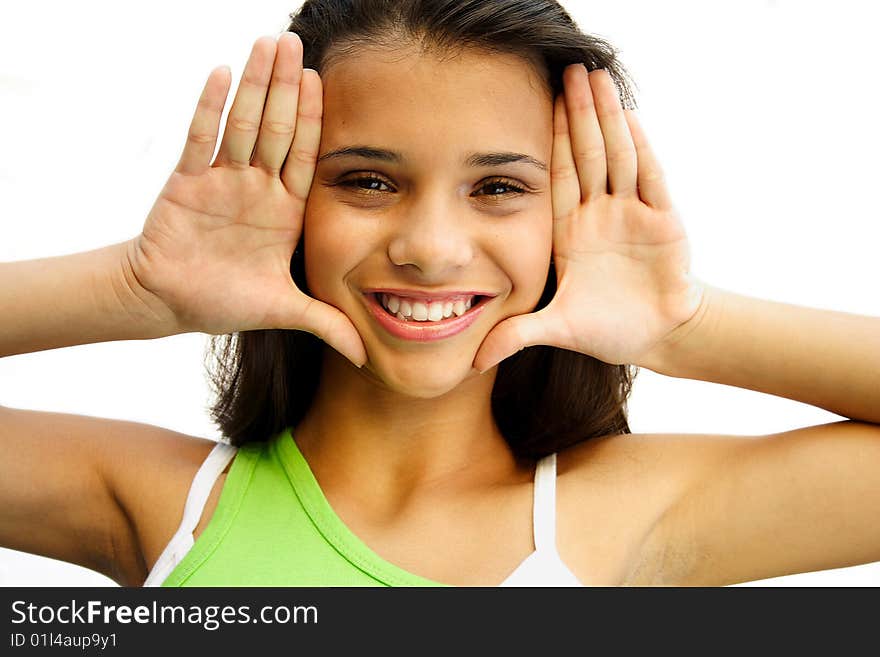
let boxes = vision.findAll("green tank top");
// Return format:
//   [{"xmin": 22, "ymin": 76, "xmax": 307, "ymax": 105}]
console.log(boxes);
[{"xmin": 160, "ymin": 427, "xmax": 447, "ymax": 587}]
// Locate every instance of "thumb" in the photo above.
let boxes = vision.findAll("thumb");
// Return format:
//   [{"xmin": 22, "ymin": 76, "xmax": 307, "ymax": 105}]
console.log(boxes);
[
  {"xmin": 278, "ymin": 292, "xmax": 367, "ymax": 368},
  {"xmin": 473, "ymin": 310, "xmax": 553, "ymax": 374}
]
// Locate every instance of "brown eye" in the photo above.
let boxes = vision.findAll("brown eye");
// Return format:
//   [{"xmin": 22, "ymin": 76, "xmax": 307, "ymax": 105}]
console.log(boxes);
[
  {"xmin": 338, "ymin": 175, "xmax": 394, "ymax": 194},
  {"xmin": 474, "ymin": 178, "xmax": 526, "ymax": 198}
]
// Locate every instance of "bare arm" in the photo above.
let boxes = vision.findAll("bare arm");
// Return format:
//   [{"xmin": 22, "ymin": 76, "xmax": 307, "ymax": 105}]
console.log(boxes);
[
  {"xmin": 0, "ymin": 33, "xmax": 352, "ymax": 585},
  {"xmin": 0, "ymin": 240, "xmax": 178, "ymax": 357},
  {"xmin": 0, "ymin": 234, "xmax": 203, "ymax": 584},
  {"xmin": 633, "ymin": 287, "xmax": 880, "ymax": 584},
  {"xmin": 0, "ymin": 405, "xmax": 215, "ymax": 586},
  {"xmin": 641, "ymin": 284, "xmax": 880, "ymax": 425},
  {"xmin": 634, "ymin": 421, "xmax": 880, "ymax": 586},
  {"xmin": 0, "ymin": 229, "xmax": 188, "ymax": 583}
]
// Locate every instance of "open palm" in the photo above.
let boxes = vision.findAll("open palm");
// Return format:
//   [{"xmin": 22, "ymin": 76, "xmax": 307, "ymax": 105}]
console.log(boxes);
[
  {"xmin": 128, "ymin": 33, "xmax": 365, "ymax": 367},
  {"xmin": 474, "ymin": 65, "xmax": 705, "ymax": 372}
]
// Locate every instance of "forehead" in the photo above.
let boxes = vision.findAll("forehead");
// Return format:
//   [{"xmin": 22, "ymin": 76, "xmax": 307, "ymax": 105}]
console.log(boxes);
[{"xmin": 318, "ymin": 45, "xmax": 553, "ymax": 159}]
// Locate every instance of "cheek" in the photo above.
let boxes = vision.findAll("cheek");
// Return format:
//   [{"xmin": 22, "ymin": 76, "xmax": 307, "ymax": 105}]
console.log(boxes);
[
  {"xmin": 501, "ymin": 216, "xmax": 553, "ymax": 304},
  {"xmin": 302, "ymin": 199, "xmax": 365, "ymax": 300}
]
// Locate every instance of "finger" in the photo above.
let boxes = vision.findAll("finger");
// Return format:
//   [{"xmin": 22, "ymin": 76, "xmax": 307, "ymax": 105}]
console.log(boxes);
[
  {"xmin": 563, "ymin": 63, "xmax": 606, "ymax": 201},
  {"xmin": 282, "ymin": 293, "xmax": 367, "ymax": 368},
  {"xmin": 252, "ymin": 32, "xmax": 304, "ymax": 175},
  {"xmin": 473, "ymin": 310, "xmax": 557, "ymax": 374},
  {"xmin": 175, "ymin": 66, "xmax": 231, "ymax": 176},
  {"xmin": 623, "ymin": 110, "xmax": 674, "ymax": 211},
  {"xmin": 588, "ymin": 68, "xmax": 638, "ymax": 197},
  {"xmin": 213, "ymin": 36, "xmax": 277, "ymax": 168},
  {"xmin": 280, "ymin": 69, "xmax": 323, "ymax": 204},
  {"xmin": 550, "ymin": 93, "xmax": 581, "ymax": 221}
]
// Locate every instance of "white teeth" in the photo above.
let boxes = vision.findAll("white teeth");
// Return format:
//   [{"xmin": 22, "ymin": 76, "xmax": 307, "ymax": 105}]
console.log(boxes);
[
  {"xmin": 412, "ymin": 302, "xmax": 429, "ymax": 321},
  {"xmin": 378, "ymin": 292, "xmax": 480, "ymax": 322},
  {"xmin": 427, "ymin": 302, "xmax": 444, "ymax": 322}
]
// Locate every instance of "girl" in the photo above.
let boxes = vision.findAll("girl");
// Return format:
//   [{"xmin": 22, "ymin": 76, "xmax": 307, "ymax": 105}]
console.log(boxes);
[{"xmin": 1, "ymin": 0, "xmax": 879, "ymax": 587}]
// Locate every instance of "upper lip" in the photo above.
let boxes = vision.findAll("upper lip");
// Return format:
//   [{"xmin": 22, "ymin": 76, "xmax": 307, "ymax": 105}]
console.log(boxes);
[{"xmin": 363, "ymin": 288, "xmax": 496, "ymax": 301}]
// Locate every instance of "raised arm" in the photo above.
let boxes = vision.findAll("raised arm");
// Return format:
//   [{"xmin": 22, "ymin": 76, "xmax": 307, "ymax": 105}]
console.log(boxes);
[
  {"xmin": 472, "ymin": 62, "xmax": 880, "ymax": 585},
  {"xmin": 634, "ymin": 288, "xmax": 880, "ymax": 584},
  {"xmin": 642, "ymin": 284, "xmax": 880, "ymax": 425},
  {"xmin": 0, "ymin": 32, "xmax": 365, "ymax": 585},
  {"xmin": 0, "ymin": 241, "xmax": 177, "ymax": 357}
]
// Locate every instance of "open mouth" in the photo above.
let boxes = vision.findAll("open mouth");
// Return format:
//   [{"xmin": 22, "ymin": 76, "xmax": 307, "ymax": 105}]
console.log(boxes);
[{"xmin": 371, "ymin": 293, "xmax": 488, "ymax": 323}]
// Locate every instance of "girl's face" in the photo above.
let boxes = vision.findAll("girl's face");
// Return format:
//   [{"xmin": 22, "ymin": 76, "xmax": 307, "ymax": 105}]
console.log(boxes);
[{"xmin": 304, "ymin": 45, "xmax": 554, "ymax": 397}]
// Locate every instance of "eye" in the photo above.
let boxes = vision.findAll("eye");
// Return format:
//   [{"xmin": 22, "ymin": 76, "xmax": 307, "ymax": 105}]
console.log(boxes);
[
  {"xmin": 332, "ymin": 173, "xmax": 529, "ymax": 200},
  {"xmin": 473, "ymin": 178, "xmax": 527, "ymax": 199},
  {"xmin": 336, "ymin": 174, "xmax": 394, "ymax": 194}
]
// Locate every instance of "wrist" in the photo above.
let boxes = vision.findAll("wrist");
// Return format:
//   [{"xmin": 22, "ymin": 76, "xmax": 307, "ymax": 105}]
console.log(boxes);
[
  {"xmin": 106, "ymin": 239, "xmax": 182, "ymax": 340},
  {"xmin": 637, "ymin": 282, "xmax": 722, "ymax": 377},
  {"xmin": 0, "ymin": 241, "xmax": 182, "ymax": 358}
]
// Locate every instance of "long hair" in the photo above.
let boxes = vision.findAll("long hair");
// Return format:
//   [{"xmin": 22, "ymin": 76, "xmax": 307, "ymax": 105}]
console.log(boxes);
[{"xmin": 206, "ymin": 0, "xmax": 640, "ymax": 459}]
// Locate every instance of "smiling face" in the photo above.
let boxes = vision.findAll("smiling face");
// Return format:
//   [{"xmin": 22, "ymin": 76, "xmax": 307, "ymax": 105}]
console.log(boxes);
[{"xmin": 303, "ymin": 43, "xmax": 554, "ymax": 398}]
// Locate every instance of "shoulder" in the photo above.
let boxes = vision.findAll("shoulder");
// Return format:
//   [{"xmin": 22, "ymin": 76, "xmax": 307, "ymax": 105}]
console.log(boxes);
[
  {"xmin": 556, "ymin": 422, "xmax": 880, "ymax": 585},
  {"xmin": 635, "ymin": 421, "xmax": 880, "ymax": 585},
  {"xmin": 554, "ymin": 431, "xmax": 747, "ymax": 585},
  {"xmin": 99, "ymin": 422, "xmax": 222, "ymax": 586},
  {"xmin": 556, "ymin": 430, "xmax": 742, "ymax": 503}
]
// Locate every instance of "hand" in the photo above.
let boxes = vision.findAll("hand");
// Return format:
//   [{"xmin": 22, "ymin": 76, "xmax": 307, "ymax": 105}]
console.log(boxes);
[
  {"xmin": 126, "ymin": 33, "xmax": 366, "ymax": 367},
  {"xmin": 473, "ymin": 64, "xmax": 705, "ymax": 372}
]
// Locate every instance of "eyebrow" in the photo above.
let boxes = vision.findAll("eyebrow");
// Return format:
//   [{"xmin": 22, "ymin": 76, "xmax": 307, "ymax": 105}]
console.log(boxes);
[{"xmin": 317, "ymin": 146, "xmax": 547, "ymax": 171}]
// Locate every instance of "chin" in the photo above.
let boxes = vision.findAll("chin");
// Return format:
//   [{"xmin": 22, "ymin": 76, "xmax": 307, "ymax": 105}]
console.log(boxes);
[{"xmin": 362, "ymin": 353, "xmax": 480, "ymax": 400}]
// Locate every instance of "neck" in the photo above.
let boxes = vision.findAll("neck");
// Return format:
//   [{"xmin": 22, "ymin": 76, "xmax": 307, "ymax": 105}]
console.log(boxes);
[{"xmin": 293, "ymin": 348, "xmax": 527, "ymax": 507}]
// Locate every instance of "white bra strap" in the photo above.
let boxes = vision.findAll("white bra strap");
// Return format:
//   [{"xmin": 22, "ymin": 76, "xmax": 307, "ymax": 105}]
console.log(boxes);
[
  {"xmin": 532, "ymin": 452, "xmax": 558, "ymax": 553},
  {"xmin": 142, "ymin": 441, "xmax": 238, "ymax": 586}
]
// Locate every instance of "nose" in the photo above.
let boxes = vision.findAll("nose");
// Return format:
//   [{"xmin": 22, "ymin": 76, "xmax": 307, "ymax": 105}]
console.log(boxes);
[{"xmin": 386, "ymin": 192, "xmax": 475, "ymax": 280}]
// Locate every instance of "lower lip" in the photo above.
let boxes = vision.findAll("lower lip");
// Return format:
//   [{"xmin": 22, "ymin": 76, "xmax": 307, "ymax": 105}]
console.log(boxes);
[{"xmin": 364, "ymin": 294, "xmax": 489, "ymax": 342}]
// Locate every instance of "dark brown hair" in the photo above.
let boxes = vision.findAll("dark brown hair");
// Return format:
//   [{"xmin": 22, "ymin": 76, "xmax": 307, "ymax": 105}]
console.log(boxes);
[{"xmin": 207, "ymin": 0, "xmax": 640, "ymax": 459}]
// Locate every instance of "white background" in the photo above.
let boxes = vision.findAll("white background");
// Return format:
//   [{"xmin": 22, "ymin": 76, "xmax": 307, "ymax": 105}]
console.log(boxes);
[{"xmin": 1, "ymin": 0, "xmax": 878, "ymax": 586}]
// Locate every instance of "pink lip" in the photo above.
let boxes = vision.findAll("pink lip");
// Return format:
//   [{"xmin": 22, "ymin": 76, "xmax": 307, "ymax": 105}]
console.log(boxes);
[
  {"xmin": 363, "ymin": 288, "xmax": 494, "ymax": 302},
  {"xmin": 362, "ymin": 292, "xmax": 490, "ymax": 342}
]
